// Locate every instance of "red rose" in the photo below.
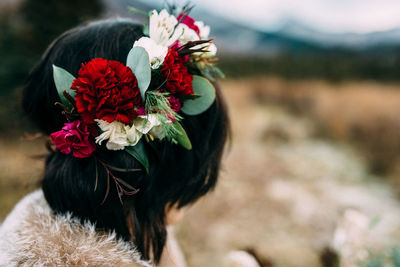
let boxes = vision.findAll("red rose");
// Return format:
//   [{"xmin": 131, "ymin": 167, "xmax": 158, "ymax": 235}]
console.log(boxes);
[
  {"xmin": 72, "ymin": 58, "xmax": 142, "ymax": 124},
  {"xmin": 161, "ymin": 49, "xmax": 194, "ymax": 96}
]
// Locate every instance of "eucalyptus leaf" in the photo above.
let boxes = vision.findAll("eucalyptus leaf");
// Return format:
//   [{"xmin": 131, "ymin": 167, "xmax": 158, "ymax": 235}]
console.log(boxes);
[
  {"xmin": 52, "ymin": 65, "xmax": 76, "ymax": 108},
  {"xmin": 173, "ymin": 121, "xmax": 192, "ymax": 150},
  {"xmin": 181, "ymin": 75, "xmax": 216, "ymax": 116},
  {"xmin": 179, "ymin": 93, "xmax": 201, "ymax": 101},
  {"xmin": 125, "ymin": 141, "xmax": 150, "ymax": 175},
  {"xmin": 126, "ymin": 46, "xmax": 151, "ymax": 100}
]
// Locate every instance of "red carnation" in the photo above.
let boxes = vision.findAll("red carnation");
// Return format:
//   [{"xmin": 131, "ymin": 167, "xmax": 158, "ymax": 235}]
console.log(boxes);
[
  {"xmin": 161, "ymin": 49, "xmax": 194, "ymax": 96},
  {"xmin": 72, "ymin": 58, "xmax": 142, "ymax": 124}
]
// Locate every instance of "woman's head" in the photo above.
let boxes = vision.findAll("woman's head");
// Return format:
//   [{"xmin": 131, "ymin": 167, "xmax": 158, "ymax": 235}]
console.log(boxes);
[{"xmin": 22, "ymin": 18, "xmax": 229, "ymax": 262}]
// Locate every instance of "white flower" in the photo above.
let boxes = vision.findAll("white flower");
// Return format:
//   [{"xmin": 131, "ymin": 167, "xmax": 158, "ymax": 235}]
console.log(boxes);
[
  {"xmin": 203, "ymin": 43, "xmax": 217, "ymax": 57},
  {"xmin": 134, "ymin": 115, "xmax": 162, "ymax": 135},
  {"xmin": 174, "ymin": 21, "xmax": 211, "ymax": 44},
  {"xmin": 95, "ymin": 120, "xmax": 142, "ymax": 150},
  {"xmin": 149, "ymin": 9, "xmax": 180, "ymax": 47},
  {"xmin": 124, "ymin": 124, "xmax": 142, "ymax": 146},
  {"xmin": 149, "ymin": 125, "xmax": 167, "ymax": 140},
  {"xmin": 194, "ymin": 21, "xmax": 210, "ymax": 39},
  {"xmin": 174, "ymin": 22, "xmax": 216, "ymax": 58},
  {"xmin": 133, "ymin": 115, "xmax": 174, "ymax": 140},
  {"xmin": 175, "ymin": 24, "xmax": 200, "ymax": 44},
  {"xmin": 188, "ymin": 42, "xmax": 217, "ymax": 60},
  {"xmin": 133, "ymin": 37, "xmax": 168, "ymax": 69}
]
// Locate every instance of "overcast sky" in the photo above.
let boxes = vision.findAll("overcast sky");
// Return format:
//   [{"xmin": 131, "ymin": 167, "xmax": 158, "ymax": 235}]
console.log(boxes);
[{"xmin": 138, "ymin": 0, "xmax": 400, "ymax": 34}]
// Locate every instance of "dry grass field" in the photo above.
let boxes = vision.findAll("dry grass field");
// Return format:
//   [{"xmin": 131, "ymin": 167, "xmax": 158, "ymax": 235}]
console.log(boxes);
[{"xmin": 1, "ymin": 77, "xmax": 400, "ymax": 266}]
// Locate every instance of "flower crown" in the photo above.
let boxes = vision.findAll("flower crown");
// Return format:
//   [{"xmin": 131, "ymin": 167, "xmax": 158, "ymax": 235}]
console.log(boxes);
[{"xmin": 50, "ymin": 5, "xmax": 223, "ymax": 176}]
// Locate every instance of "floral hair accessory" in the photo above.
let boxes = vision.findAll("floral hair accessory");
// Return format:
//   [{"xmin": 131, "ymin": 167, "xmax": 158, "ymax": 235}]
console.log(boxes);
[
  {"xmin": 50, "ymin": 120, "xmax": 96, "ymax": 158},
  {"xmin": 51, "ymin": 5, "xmax": 224, "ymax": 177}
]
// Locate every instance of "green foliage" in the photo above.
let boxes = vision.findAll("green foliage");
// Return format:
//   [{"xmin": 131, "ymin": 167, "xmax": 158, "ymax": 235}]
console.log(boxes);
[
  {"xmin": 144, "ymin": 91, "xmax": 191, "ymax": 149},
  {"xmin": 172, "ymin": 121, "xmax": 192, "ymax": 150},
  {"xmin": 144, "ymin": 90, "xmax": 190, "ymax": 148},
  {"xmin": 52, "ymin": 65, "xmax": 76, "ymax": 109},
  {"xmin": 125, "ymin": 141, "xmax": 149, "ymax": 175},
  {"xmin": 145, "ymin": 91, "xmax": 182, "ymax": 122},
  {"xmin": 127, "ymin": 46, "xmax": 151, "ymax": 100},
  {"xmin": 181, "ymin": 75, "xmax": 216, "ymax": 115}
]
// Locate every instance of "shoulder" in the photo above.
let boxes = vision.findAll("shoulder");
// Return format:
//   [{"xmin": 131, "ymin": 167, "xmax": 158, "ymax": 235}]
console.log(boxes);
[{"xmin": 0, "ymin": 190, "xmax": 153, "ymax": 267}]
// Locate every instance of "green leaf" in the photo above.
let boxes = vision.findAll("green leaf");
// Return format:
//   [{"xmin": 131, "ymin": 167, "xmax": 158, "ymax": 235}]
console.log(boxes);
[
  {"xmin": 52, "ymin": 65, "xmax": 76, "ymax": 108},
  {"xmin": 125, "ymin": 141, "xmax": 150, "ymax": 175},
  {"xmin": 173, "ymin": 121, "xmax": 192, "ymax": 150},
  {"xmin": 127, "ymin": 46, "xmax": 151, "ymax": 100},
  {"xmin": 181, "ymin": 75, "xmax": 216, "ymax": 116}
]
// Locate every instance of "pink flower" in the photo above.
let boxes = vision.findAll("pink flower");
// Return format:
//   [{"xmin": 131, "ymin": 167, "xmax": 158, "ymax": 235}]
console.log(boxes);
[
  {"xmin": 168, "ymin": 95, "xmax": 182, "ymax": 122},
  {"xmin": 177, "ymin": 14, "xmax": 200, "ymax": 36},
  {"xmin": 169, "ymin": 95, "xmax": 182, "ymax": 113},
  {"xmin": 136, "ymin": 106, "xmax": 146, "ymax": 116},
  {"xmin": 50, "ymin": 120, "xmax": 96, "ymax": 158}
]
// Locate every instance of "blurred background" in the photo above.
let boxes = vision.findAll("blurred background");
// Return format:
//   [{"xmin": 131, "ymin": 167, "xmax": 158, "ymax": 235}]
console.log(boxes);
[{"xmin": 1, "ymin": 0, "xmax": 400, "ymax": 266}]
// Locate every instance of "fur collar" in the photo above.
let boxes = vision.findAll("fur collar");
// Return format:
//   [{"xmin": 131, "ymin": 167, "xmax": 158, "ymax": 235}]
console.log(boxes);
[{"xmin": 0, "ymin": 190, "xmax": 153, "ymax": 267}]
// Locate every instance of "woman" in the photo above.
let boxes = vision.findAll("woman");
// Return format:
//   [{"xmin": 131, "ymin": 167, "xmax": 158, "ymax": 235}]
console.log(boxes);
[{"xmin": 0, "ymin": 9, "xmax": 229, "ymax": 266}]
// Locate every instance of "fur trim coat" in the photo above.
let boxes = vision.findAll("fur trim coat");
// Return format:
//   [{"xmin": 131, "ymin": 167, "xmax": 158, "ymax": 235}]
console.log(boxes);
[{"xmin": 0, "ymin": 190, "xmax": 153, "ymax": 267}]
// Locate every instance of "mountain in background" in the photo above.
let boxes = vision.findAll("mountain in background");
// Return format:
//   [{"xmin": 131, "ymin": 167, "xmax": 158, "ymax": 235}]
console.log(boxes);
[
  {"xmin": 106, "ymin": 0, "xmax": 400, "ymax": 56},
  {"xmin": 189, "ymin": 9, "xmax": 400, "ymax": 56},
  {"xmin": 103, "ymin": 0, "xmax": 400, "ymax": 80}
]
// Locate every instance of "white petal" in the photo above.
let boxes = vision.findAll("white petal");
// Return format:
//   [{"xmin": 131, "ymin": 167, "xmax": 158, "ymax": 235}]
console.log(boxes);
[
  {"xmin": 149, "ymin": 9, "xmax": 178, "ymax": 47},
  {"xmin": 149, "ymin": 125, "xmax": 166, "ymax": 140},
  {"xmin": 195, "ymin": 21, "xmax": 210, "ymax": 39},
  {"xmin": 94, "ymin": 119, "xmax": 133, "ymax": 150},
  {"xmin": 106, "ymin": 140, "xmax": 126, "ymax": 150},
  {"xmin": 133, "ymin": 37, "xmax": 168, "ymax": 69},
  {"xmin": 176, "ymin": 24, "xmax": 200, "ymax": 44},
  {"xmin": 124, "ymin": 124, "xmax": 142, "ymax": 146},
  {"xmin": 134, "ymin": 115, "xmax": 162, "ymax": 135},
  {"xmin": 95, "ymin": 119, "xmax": 112, "ymax": 145}
]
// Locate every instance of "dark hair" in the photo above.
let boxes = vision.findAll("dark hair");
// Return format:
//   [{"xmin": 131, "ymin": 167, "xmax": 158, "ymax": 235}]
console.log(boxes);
[{"xmin": 22, "ymin": 18, "xmax": 229, "ymax": 263}]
